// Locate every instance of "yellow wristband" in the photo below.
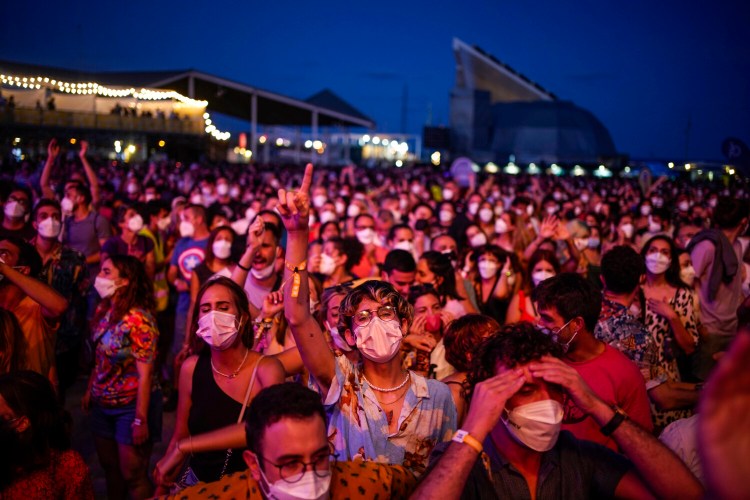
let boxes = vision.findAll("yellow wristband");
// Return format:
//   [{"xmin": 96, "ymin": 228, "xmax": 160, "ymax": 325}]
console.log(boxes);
[{"xmin": 452, "ymin": 429, "xmax": 483, "ymax": 453}]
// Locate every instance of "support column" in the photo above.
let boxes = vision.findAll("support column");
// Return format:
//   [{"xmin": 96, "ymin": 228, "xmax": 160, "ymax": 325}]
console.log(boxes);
[{"xmin": 250, "ymin": 93, "xmax": 258, "ymax": 160}]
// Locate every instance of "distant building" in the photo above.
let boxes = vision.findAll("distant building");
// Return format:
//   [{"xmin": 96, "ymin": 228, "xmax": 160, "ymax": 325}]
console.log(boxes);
[{"xmin": 449, "ymin": 38, "xmax": 616, "ymax": 165}]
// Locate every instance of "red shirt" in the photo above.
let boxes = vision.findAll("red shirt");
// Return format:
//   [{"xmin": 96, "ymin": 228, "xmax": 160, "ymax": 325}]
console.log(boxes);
[{"xmin": 563, "ymin": 344, "xmax": 653, "ymax": 452}]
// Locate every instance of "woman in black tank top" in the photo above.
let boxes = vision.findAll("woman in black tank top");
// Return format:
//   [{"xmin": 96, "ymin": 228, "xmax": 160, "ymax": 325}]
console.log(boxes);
[{"xmin": 154, "ymin": 277, "xmax": 285, "ymax": 491}]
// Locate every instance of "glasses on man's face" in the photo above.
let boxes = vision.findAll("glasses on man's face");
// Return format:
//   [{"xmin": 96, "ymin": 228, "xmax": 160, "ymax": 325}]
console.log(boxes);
[
  {"xmin": 536, "ymin": 318, "xmax": 573, "ymax": 344},
  {"xmin": 352, "ymin": 305, "xmax": 397, "ymax": 328},
  {"xmin": 258, "ymin": 448, "xmax": 338, "ymax": 483}
]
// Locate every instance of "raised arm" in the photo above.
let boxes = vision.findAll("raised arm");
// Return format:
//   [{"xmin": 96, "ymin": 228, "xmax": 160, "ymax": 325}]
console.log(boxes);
[
  {"xmin": 78, "ymin": 140, "xmax": 100, "ymax": 206},
  {"xmin": 530, "ymin": 356, "xmax": 703, "ymax": 499},
  {"xmin": 0, "ymin": 262, "xmax": 68, "ymax": 318},
  {"xmin": 277, "ymin": 165, "xmax": 336, "ymax": 394},
  {"xmin": 40, "ymin": 138, "xmax": 59, "ymax": 200}
]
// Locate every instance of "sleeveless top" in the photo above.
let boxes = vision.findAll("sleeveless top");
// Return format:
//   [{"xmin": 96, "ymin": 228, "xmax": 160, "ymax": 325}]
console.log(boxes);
[
  {"xmin": 516, "ymin": 289, "xmax": 537, "ymax": 324},
  {"xmin": 187, "ymin": 351, "xmax": 249, "ymax": 481},
  {"xmin": 477, "ymin": 276, "xmax": 509, "ymax": 324}
]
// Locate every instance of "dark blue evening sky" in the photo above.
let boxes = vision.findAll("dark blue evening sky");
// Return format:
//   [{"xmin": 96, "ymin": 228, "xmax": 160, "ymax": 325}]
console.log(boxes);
[{"xmin": 2, "ymin": 0, "xmax": 748, "ymax": 161}]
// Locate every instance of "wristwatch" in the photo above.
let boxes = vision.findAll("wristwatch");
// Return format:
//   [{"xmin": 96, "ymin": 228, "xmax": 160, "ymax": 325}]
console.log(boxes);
[
  {"xmin": 452, "ymin": 429, "xmax": 483, "ymax": 453},
  {"xmin": 600, "ymin": 405, "xmax": 628, "ymax": 436}
]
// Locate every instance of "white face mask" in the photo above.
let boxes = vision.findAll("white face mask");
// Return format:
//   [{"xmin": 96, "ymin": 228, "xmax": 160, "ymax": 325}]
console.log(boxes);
[
  {"xmin": 478, "ymin": 261, "xmax": 499, "ymax": 280},
  {"xmin": 259, "ymin": 466, "xmax": 331, "ymax": 500},
  {"xmin": 588, "ymin": 237, "xmax": 600, "ymax": 249},
  {"xmin": 229, "ymin": 186, "xmax": 241, "ymax": 198},
  {"xmin": 678, "ymin": 201, "xmax": 690, "ymax": 212},
  {"xmin": 574, "ymin": 238, "xmax": 589, "ymax": 251},
  {"xmin": 216, "ymin": 183, "xmax": 229, "ymax": 196},
  {"xmin": 532, "ymin": 270, "xmax": 555, "ymax": 287},
  {"xmin": 346, "ymin": 205, "xmax": 360, "ymax": 218},
  {"xmin": 60, "ymin": 197, "xmax": 75, "ymax": 214},
  {"xmin": 443, "ymin": 189, "xmax": 454, "ymax": 200},
  {"xmin": 503, "ymin": 399, "xmax": 564, "ymax": 452},
  {"xmin": 620, "ymin": 223, "xmax": 634, "ymax": 239},
  {"xmin": 318, "ymin": 253, "xmax": 337, "ymax": 276},
  {"xmin": 37, "ymin": 218, "xmax": 62, "ymax": 239},
  {"xmin": 126, "ymin": 184, "xmax": 139, "ymax": 195},
  {"xmin": 478, "ymin": 208, "xmax": 494, "ymax": 223},
  {"xmin": 469, "ymin": 233, "xmax": 488, "ymax": 248},
  {"xmin": 196, "ymin": 310, "xmax": 240, "ymax": 350},
  {"xmin": 179, "ymin": 220, "xmax": 195, "ymax": 238},
  {"xmin": 580, "ymin": 194, "xmax": 590, "ymax": 204},
  {"xmin": 393, "ymin": 240, "xmax": 415, "ymax": 254},
  {"xmin": 355, "ymin": 316, "xmax": 403, "ymax": 363},
  {"xmin": 545, "ymin": 206, "xmax": 558, "ymax": 216},
  {"xmin": 157, "ymin": 216, "xmax": 171, "ymax": 231},
  {"xmin": 326, "ymin": 321, "xmax": 352, "ymax": 352},
  {"xmin": 127, "ymin": 214, "xmax": 144, "ymax": 233},
  {"xmin": 640, "ymin": 205, "xmax": 652, "ymax": 216},
  {"xmin": 495, "ymin": 218, "xmax": 509, "ymax": 234},
  {"xmin": 312, "ymin": 195, "xmax": 327, "ymax": 209},
  {"xmin": 356, "ymin": 228, "xmax": 376, "ymax": 245},
  {"xmin": 251, "ymin": 262, "xmax": 276, "ymax": 281},
  {"xmin": 319, "ymin": 211, "xmax": 337, "ymax": 224},
  {"xmin": 94, "ymin": 276, "xmax": 120, "ymax": 299},
  {"xmin": 680, "ymin": 266, "xmax": 696, "ymax": 286},
  {"xmin": 646, "ymin": 253, "xmax": 671, "ymax": 275},
  {"xmin": 190, "ymin": 194, "xmax": 205, "ymax": 206},
  {"xmin": 526, "ymin": 205, "xmax": 534, "ymax": 216},
  {"xmin": 467, "ymin": 202, "xmax": 480, "ymax": 216},
  {"xmin": 439, "ymin": 210, "xmax": 454, "ymax": 224},
  {"xmin": 212, "ymin": 240, "xmax": 232, "ymax": 260},
  {"xmin": 647, "ymin": 218, "xmax": 662, "ymax": 233},
  {"xmin": 4, "ymin": 201, "xmax": 26, "ymax": 219}
]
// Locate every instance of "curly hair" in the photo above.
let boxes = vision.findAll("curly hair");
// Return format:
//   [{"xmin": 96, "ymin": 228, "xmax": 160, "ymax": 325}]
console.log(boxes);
[
  {"xmin": 188, "ymin": 276, "xmax": 254, "ymax": 355},
  {"xmin": 325, "ymin": 237, "xmax": 364, "ymax": 274},
  {"xmin": 465, "ymin": 322, "xmax": 562, "ymax": 402},
  {"xmin": 442, "ymin": 314, "xmax": 500, "ymax": 372},
  {"xmin": 95, "ymin": 255, "xmax": 155, "ymax": 325},
  {"xmin": 337, "ymin": 280, "xmax": 413, "ymax": 334}
]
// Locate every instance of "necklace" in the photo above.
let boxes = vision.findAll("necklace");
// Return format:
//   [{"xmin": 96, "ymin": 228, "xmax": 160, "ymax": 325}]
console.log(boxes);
[
  {"xmin": 211, "ymin": 348, "xmax": 249, "ymax": 379},
  {"xmin": 363, "ymin": 372, "xmax": 410, "ymax": 392}
]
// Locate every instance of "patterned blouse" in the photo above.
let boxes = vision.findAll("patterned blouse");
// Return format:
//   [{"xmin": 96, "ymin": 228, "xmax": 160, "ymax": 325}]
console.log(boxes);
[
  {"xmin": 643, "ymin": 287, "xmax": 700, "ymax": 428},
  {"xmin": 1, "ymin": 449, "xmax": 94, "ymax": 500},
  {"xmin": 90, "ymin": 307, "xmax": 159, "ymax": 407},
  {"xmin": 311, "ymin": 356, "xmax": 457, "ymax": 477}
]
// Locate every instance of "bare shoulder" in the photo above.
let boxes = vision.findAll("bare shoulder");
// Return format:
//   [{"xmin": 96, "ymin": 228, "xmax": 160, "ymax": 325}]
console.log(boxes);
[{"xmin": 258, "ymin": 354, "xmax": 285, "ymax": 386}]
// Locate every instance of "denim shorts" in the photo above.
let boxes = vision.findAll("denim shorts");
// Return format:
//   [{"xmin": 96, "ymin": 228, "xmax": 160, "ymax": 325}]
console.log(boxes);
[{"xmin": 90, "ymin": 390, "xmax": 163, "ymax": 445}]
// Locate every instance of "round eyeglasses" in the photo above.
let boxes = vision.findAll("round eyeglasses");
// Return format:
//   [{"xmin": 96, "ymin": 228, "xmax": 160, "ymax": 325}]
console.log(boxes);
[
  {"xmin": 258, "ymin": 448, "xmax": 338, "ymax": 483},
  {"xmin": 352, "ymin": 305, "xmax": 397, "ymax": 328}
]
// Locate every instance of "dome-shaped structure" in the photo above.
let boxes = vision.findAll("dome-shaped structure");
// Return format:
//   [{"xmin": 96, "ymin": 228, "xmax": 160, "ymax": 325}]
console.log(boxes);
[{"xmin": 490, "ymin": 100, "xmax": 616, "ymax": 164}]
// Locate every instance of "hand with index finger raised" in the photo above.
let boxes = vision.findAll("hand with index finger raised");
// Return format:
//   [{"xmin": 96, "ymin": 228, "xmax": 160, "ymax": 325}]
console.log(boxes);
[{"xmin": 278, "ymin": 163, "xmax": 313, "ymax": 232}]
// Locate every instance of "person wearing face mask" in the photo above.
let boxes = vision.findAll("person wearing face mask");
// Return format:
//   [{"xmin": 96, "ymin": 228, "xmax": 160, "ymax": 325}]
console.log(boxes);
[
  {"xmin": 413, "ymin": 323, "xmax": 703, "ymax": 500},
  {"xmin": 0, "ymin": 186, "xmax": 36, "ymax": 241},
  {"xmin": 402, "ymin": 286, "xmax": 456, "ymax": 380},
  {"xmin": 638, "ymin": 236, "xmax": 701, "ymax": 428},
  {"xmin": 82, "ymin": 255, "xmax": 161, "ymax": 500},
  {"xmin": 276, "ymin": 165, "xmax": 456, "ymax": 476},
  {"xmin": 141, "ymin": 200, "xmax": 172, "ymax": 314},
  {"xmin": 386, "ymin": 223, "xmax": 420, "ymax": 259},
  {"xmin": 473, "ymin": 201, "xmax": 496, "ymax": 242},
  {"xmin": 320, "ymin": 285, "xmax": 359, "ymax": 363},
  {"xmin": 506, "ymin": 250, "xmax": 559, "ymax": 325},
  {"xmin": 316, "ymin": 237, "xmax": 362, "ymax": 289},
  {"xmin": 0, "ymin": 237, "xmax": 68, "ymax": 389},
  {"xmin": 102, "ymin": 205, "xmax": 156, "ymax": 280},
  {"xmin": 153, "ymin": 277, "xmax": 285, "ymax": 493},
  {"xmin": 208, "ymin": 177, "xmax": 238, "ymax": 222},
  {"xmin": 30, "ymin": 199, "xmax": 89, "ymax": 403},
  {"xmin": 471, "ymin": 245, "xmax": 514, "ymax": 325},
  {"xmin": 532, "ymin": 273, "xmax": 653, "ymax": 450},
  {"xmin": 153, "ymin": 383, "xmax": 418, "ymax": 499},
  {"xmin": 348, "ymin": 214, "xmax": 388, "ymax": 279},
  {"xmin": 416, "ymin": 251, "xmax": 475, "ymax": 316}
]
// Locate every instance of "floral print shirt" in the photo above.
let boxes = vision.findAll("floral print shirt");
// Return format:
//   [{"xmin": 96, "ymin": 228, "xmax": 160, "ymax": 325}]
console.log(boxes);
[
  {"xmin": 90, "ymin": 307, "xmax": 159, "ymax": 407},
  {"xmin": 311, "ymin": 356, "xmax": 457, "ymax": 477}
]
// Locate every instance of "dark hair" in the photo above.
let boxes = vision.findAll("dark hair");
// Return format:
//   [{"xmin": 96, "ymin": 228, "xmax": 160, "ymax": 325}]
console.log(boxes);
[
  {"xmin": 9, "ymin": 185, "xmax": 33, "ymax": 211},
  {"xmin": 185, "ymin": 203, "xmax": 207, "ymax": 227},
  {"xmin": 602, "ymin": 245, "xmax": 645, "ymax": 294},
  {"xmin": 204, "ymin": 225, "xmax": 237, "ymax": 267},
  {"xmin": 526, "ymin": 249, "xmax": 561, "ymax": 292},
  {"xmin": 145, "ymin": 199, "xmax": 169, "ymax": 221},
  {"xmin": 443, "ymin": 314, "xmax": 500, "ymax": 372},
  {"xmin": 0, "ymin": 308, "xmax": 26, "ymax": 373},
  {"xmin": 353, "ymin": 212, "xmax": 375, "ymax": 228},
  {"xmin": 338, "ymin": 280, "xmax": 413, "ymax": 335},
  {"xmin": 69, "ymin": 181, "xmax": 92, "ymax": 206},
  {"xmin": 640, "ymin": 235, "xmax": 687, "ymax": 288},
  {"xmin": 188, "ymin": 276, "xmax": 254, "ymax": 355},
  {"xmin": 387, "ymin": 223, "xmax": 414, "ymax": 244},
  {"xmin": 249, "ymin": 218, "xmax": 282, "ymax": 246},
  {"xmin": 713, "ymin": 197, "xmax": 749, "ymax": 230},
  {"xmin": 244, "ymin": 382, "xmax": 327, "ymax": 456},
  {"xmin": 318, "ymin": 221, "xmax": 341, "ymax": 241},
  {"xmin": 325, "ymin": 237, "xmax": 364, "ymax": 273},
  {"xmin": 407, "ymin": 284, "xmax": 441, "ymax": 308},
  {"xmin": 95, "ymin": 255, "xmax": 155, "ymax": 325},
  {"xmin": 531, "ymin": 273, "xmax": 602, "ymax": 332},
  {"xmin": 1, "ymin": 237, "xmax": 42, "ymax": 277},
  {"xmin": 31, "ymin": 198, "xmax": 61, "ymax": 221},
  {"xmin": 420, "ymin": 251, "xmax": 461, "ymax": 301},
  {"xmin": 466, "ymin": 323, "xmax": 562, "ymax": 402},
  {"xmin": 0, "ymin": 371, "xmax": 73, "ymax": 488},
  {"xmin": 383, "ymin": 249, "xmax": 416, "ymax": 274}
]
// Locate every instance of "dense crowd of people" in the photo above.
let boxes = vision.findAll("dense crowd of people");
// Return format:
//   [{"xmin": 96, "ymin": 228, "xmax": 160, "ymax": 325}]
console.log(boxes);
[{"xmin": 1, "ymin": 138, "xmax": 749, "ymax": 499}]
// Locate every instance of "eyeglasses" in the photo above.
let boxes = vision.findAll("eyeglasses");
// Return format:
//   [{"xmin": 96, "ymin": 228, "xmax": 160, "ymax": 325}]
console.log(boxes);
[
  {"xmin": 352, "ymin": 305, "xmax": 397, "ymax": 327},
  {"xmin": 258, "ymin": 449, "xmax": 338, "ymax": 483},
  {"xmin": 537, "ymin": 318, "xmax": 577, "ymax": 349}
]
